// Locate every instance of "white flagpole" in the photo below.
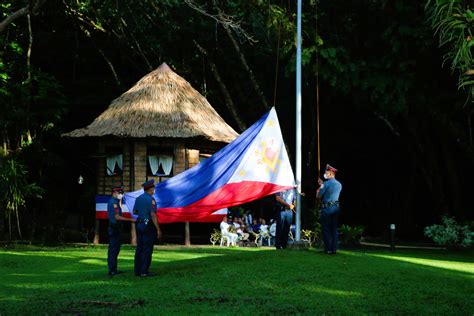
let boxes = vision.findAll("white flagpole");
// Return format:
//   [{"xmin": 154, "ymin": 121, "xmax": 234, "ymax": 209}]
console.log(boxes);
[{"xmin": 295, "ymin": 0, "xmax": 302, "ymax": 241}]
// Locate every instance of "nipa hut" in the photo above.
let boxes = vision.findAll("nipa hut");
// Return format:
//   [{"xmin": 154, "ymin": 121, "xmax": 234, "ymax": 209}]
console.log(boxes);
[{"xmin": 63, "ymin": 63, "xmax": 238, "ymax": 244}]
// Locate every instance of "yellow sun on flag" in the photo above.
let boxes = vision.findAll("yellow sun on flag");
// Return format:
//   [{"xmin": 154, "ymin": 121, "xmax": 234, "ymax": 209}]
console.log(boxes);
[{"xmin": 255, "ymin": 138, "xmax": 282, "ymax": 172}]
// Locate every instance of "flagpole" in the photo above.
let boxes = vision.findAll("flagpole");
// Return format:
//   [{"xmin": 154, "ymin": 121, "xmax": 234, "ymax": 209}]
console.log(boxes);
[{"xmin": 295, "ymin": 0, "xmax": 302, "ymax": 242}]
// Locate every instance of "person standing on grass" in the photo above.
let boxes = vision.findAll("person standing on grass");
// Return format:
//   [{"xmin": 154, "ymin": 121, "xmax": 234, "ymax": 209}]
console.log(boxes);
[
  {"xmin": 275, "ymin": 188, "xmax": 295, "ymax": 249},
  {"xmin": 133, "ymin": 180, "xmax": 161, "ymax": 277},
  {"xmin": 317, "ymin": 164, "xmax": 342, "ymax": 255},
  {"xmin": 107, "ymin": 185, "xmax": 136, "ymax": 276}
]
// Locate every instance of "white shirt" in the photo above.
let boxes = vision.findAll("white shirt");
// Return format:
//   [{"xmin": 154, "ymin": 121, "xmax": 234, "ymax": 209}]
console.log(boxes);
[
  {"xmin": 269, "ymin": 223, "xmax": 276, "ymax": 236},
  {"xmin": 220, "ymin": 221, "xmax": 230, "ymax": 233},
  {"xmin": 260, "ymin": 224, "xmax": 269, "ymax": 233}
]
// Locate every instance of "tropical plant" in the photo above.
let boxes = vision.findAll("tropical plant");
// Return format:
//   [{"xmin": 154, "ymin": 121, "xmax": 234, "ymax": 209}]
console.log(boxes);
[
  {"xmin": 339, "ymin": 225, "xmax": 365, "ymax": 246},
  {"xmin": 426, "ymin": 0, "xmax": 474, "ymax": 102},
  {"xmin": 301, "ymin": 222, "xmax": 322, "ymax": 248},
  {"xmin": 0, "ymin": 156, "xmax": 43, "ymax": 240},
  {"xmin": 210, "ymin": 229, "xmax": 222, "ymax": 246},
  {"xmin": 424, "ymin": 216, "xmax": 473, "ymax": 247}
]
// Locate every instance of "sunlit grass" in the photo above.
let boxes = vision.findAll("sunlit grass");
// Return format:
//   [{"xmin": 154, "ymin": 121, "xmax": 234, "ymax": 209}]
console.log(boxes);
[
  {"xmin": 0, "ymin": 245, "xmax": 472, "ymax": 315},
  {"xmin": 369, "ymin": 253, "xmax": 474, "ymax": 274}
]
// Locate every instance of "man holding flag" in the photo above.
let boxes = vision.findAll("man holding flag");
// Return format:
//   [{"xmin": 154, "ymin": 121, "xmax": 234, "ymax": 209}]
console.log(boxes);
[
  {"xmin": 275, "ymin": 188, "xmax": 296, "ymax": 249},
  {"xmin": 317, "ymin": 164, "xmax": 342, "ymax": 254}
]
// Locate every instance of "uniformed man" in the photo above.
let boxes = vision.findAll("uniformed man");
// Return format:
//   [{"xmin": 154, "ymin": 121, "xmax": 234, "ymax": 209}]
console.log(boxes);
[
  {"xmin": 317, "ymin": 164, "xmax": 342, "ymax": 254},
  {"xmin": 274, "ymin": 188, "xmax": 295, "ymax": 249},
  {"xmin": 107, "ymin": 185, "xmax": 136, "ymax": 276},
  {"xmin": 133, "ymin": 180, "xmax": 160, "ymax": 277}
]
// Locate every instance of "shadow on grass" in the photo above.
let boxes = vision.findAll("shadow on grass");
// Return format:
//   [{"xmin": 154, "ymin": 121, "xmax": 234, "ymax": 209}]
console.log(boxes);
[{"xmin": 0, "ymin": 246, "xmax": 473, "ymax": 314}]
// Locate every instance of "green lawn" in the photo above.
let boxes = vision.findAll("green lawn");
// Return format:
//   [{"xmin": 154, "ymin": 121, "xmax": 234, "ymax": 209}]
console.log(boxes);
[{"xmin": 0, "ymin": 245, "xmax": 473, "ymax": 315}]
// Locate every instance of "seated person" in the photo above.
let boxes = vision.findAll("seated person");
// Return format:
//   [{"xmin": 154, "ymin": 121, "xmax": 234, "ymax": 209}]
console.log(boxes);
[
  {"xmin": 251, "ymin": 219, "xmax": 261, "ymax": 233},
  {"xmin": 234, "ymin": 218, "xmax": 249, "ymax": 241},
  {"xmin": 260, "ymin": 219, "xmax": 269, "ymax": 235},
  {"xmin": 269, "ymin": 219, "xmax": 277, "ymax": 246},
  {"xmin": 220, "ymin": 216, "xmax": 238, "ymax": 246},
  {"xmin": 259, "ymin": 219, "xmax": 271, "ymax": 246}
]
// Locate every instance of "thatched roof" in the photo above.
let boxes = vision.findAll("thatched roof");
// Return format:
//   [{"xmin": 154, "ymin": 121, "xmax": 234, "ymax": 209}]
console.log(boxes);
[{"xmin": 63, "ymin": 63, "xmax": 239, "ymax": 143}]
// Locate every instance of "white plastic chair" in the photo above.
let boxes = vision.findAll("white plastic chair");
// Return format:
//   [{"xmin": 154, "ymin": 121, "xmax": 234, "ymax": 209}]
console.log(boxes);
[{"xmin": 220, "ymin": 234, "xmax": 230, "ymax": 246}]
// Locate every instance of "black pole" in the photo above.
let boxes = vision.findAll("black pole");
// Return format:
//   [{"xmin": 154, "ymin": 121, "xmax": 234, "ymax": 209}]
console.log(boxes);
[{"xmin": 389, "ymin": 224, "xmax": 396, "ymax": 252}]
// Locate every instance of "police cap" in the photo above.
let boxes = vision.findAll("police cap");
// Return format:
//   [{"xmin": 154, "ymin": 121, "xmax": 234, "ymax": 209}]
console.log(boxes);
[{"xmin": 142, "ymin": 179, "xmax": 155, "ymax": 189}]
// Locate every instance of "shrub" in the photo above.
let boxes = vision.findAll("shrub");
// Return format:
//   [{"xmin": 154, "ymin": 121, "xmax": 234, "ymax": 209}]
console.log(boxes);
[
  {"xmin": 301, "ymin": 223, "xmax": 322, "ymax": 248},
  {"xmin": 340, "ymin": 225, "xmax": 364, "ymax": 246},
  {"xmin": 424, "ymin": 216, "xmax": 473, "ymax": 248},
  {"xmin": 210, "ymin": 229, "xmax": 221, "ymax": 246}
]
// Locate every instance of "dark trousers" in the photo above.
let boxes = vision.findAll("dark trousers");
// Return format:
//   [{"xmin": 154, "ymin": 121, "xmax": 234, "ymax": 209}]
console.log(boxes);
[
  {"xmin": 107, "ymin": 226, "xmax": 121, "ymax": 273},
  {"xmin": 320, "ymin": 206, "xmax": 340, "ymax": 252},
  {"xmin": 134, "ymin": 223, "xmax": 156, "ymax": 275},
  {"xmin": 275, "ymin": 209, "xmax": 293, "ymax": 249}
]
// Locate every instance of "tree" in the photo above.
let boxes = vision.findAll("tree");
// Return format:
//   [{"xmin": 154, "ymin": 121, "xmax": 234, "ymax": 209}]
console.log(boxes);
[
  {"xmin": 426, "ymin": 0, "xmax": 474, "ymax": 102},
  {"xmin": 0, "ymin": 155, "xmax": 42, "ymax": 240}
]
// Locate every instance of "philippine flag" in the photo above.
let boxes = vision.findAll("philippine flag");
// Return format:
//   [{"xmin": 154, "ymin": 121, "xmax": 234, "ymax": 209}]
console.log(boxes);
[
  {"xmin": 95, "ymin": 195, "xmax": 133, "ymax": 219},
  {"xmin": 125, "ymin": 107, "xmax": 295, "ymax": 223}
]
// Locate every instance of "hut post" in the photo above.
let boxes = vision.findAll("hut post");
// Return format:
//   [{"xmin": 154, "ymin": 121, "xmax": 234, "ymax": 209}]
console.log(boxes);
[
  {"xmin": 184, "ymin": 222, "xmax": 191, "ymax": 246},
  {"xmin": 185, "ymin": 148, "xmax": 200, "ymax": 246}
]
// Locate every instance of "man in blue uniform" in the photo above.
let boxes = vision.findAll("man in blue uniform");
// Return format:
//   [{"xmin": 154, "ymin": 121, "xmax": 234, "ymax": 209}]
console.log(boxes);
[
  {"xmin": 107, "ymin": 185, "xmax": 136, "ymax": 276},
  {"xmin": 133, "ymin": 180, "xmax": 160, "ymax": 277},
  {"xmin": 275, "ymin": 188, "xmax": 295, "ymax": 249},
  {"xmin": 317, "ymin": 164, "xmax": 342, "ymax": 254}
]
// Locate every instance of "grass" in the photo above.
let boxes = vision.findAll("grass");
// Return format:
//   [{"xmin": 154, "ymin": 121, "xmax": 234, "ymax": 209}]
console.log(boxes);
[{"xmin": 0, "ymin": 245, "xmax": 473, "ymax": 315}]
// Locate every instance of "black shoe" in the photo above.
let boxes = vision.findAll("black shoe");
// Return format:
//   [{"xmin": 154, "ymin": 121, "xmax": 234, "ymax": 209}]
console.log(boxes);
[
  {"xmin": 139, "ymin": 272, "xmax": 156, "ymax": 277},
  {"xmin": 108, "ymin": 270, "xmax": 123, "ymax": 276}
]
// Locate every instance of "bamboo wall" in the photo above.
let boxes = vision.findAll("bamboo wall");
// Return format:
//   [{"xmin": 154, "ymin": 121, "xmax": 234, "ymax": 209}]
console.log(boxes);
[{"xmin": 96, "ymin": 139, "xmax": 212, "ymax": 194}]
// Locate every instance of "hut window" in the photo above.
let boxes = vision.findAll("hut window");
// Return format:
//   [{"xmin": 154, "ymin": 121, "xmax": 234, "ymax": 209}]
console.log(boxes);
[
  {"xmin": 148, "ymin": 155, "xmax": 173, "ymax": 176},
  {"xmin": 106, "ymin": 154, "xmax": 123, "ymax": 176}
]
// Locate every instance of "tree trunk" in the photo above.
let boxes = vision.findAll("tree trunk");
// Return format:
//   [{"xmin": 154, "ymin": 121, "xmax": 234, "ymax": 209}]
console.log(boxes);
[
  {"xmin": 8, "ymin": 213, "xmax": 12, "ymax": 241},
  {"xmin": 222, "ymin": 25, "xmax": 269, "ymax": 111},
  {"xmin": 15, "ymin": 210, "xmax": 22, "ymax": 240},
  {"xmin": 0, "ymin": 0, "xmax": 45, "ymax": 33},
  {"xmin": 193, "ymin": 41, "xmax": 247, "ymax": 132}
]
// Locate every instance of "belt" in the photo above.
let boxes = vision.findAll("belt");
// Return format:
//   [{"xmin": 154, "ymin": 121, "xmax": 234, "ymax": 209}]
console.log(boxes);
[
  {"xmin": 108, "ymin": 223, "xmax": 122, "ymax": 229},
  {"xmin": 320, "ymin": 201, "xmax": 339, "ymax": 209},
  {"xmin": 137, "ymin": 218, "xmax": 150, "ymax": 225}
]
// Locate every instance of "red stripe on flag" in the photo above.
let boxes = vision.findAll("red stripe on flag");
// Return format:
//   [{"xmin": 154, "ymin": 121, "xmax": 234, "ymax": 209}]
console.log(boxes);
[
  {"xmin": 157, "ymin": 181, "xmax": 293, "ymax": 223},
  {"xmin": 96, "ymin": 211, "xmax": 133, "ymax": 220}
]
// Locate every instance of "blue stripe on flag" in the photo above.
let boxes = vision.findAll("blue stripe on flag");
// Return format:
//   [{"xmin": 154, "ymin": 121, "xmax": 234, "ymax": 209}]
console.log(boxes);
[{"xmin": 152, "ymin": 110, "xmax": 270, "ymax": 208}]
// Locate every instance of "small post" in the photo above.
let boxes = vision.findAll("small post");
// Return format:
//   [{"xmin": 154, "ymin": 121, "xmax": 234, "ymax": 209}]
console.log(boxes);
[
  {"xmin": 130, "ymin": 222, "xmax": 137, "ymax": 246},
  {"xmin": 93, "ymin": 219, "xmax": 100, "ymax": 244},
  {"xmin": 389, "ymin": 224, "xmax": 396, "ymax": 252}
]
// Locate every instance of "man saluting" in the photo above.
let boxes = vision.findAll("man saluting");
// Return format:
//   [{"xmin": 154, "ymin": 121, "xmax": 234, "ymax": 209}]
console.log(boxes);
[{"xmin": 317, "ymin": 164, "xmax": 342, "ymax": 255}]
